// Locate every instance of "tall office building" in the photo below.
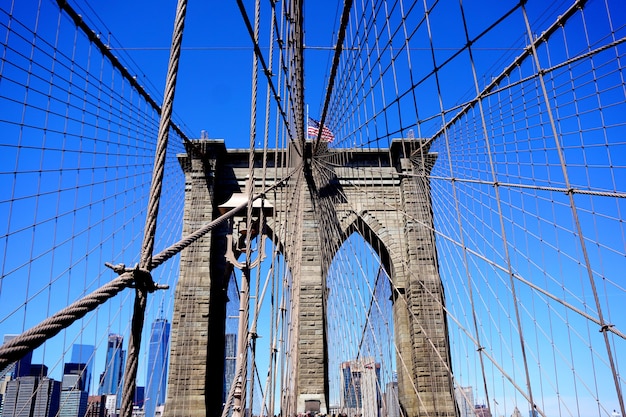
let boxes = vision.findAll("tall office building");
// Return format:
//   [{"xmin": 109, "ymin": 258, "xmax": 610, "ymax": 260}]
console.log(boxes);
[
  {"xmin": 223, "ymin": 333, "xmax": 237, "ymax": 406},
  {"xmin": 85, "ymin": 395, "xmax": 107, "ymax": 417},
  {"xmin": 71, "ymin": 344, "xmax": 95, "ymax": 393},
  {"xmin": 1, "ymin": 365, "xmax": 60, "ymax": 417},
  {"xmin": 62, "ymin": 363, "xmax": 88, "ymax": 392},
  {"xmin": 104, "ymin": 395, "xmax": 118, "ymax": 416},
  {"xmin": 144, "ymin": 319, "xmax": 170, "ymax": 417},
  {"xmin": 59, "ymin": 363, "xmax": 89, "ymax": 417},
  {"xmin": 340, "ymin": 358, "xmax": 381, "ymax": 417},
  {"xmin": 135, "ymin": 386, "xmax": 145, "ymax": 409},
  {"xmin": 455, "ymin": 386, "xmax": 474, "ymax": 417},
  {"xmin": 383, "ymin": 381, "xmax": 399, "ymax": 417},
  {"xmin": 33, "ymin": 378, "xmax": 61, "ymax": 417},
  {"xmin": 98, "ymin": 334, "xmax": 125, "ymax": 397},
  {"xmin": 58, "ymin": 390, "xmax": 88, "ymax": 417},
  {"xmin": 2, "ymin": 377, "xmax": 37, "ymax": 417}
]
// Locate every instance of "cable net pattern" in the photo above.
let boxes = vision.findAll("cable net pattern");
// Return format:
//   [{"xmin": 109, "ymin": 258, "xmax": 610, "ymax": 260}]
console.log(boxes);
[
  {"xmin": 0, "ymin": 1, "xmax": 624, "ymax": 417},
  {"xmin": 315, "ymin": 1, "xmax": 626, "ymax": 416},
  {"xmin": 0, "ymin": 0, "xmax": 185, "ymax": 406}
]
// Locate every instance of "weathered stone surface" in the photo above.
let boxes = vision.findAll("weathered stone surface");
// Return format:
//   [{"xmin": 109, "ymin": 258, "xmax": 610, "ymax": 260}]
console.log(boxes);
[{"xmin": 166, "ymin": 139, "xmax": 456, "ymax": 417}]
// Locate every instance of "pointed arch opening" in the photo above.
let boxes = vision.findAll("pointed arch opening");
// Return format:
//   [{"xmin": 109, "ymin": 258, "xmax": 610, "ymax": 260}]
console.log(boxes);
[{"xmin": 325, "ymin": 215, "xmax": 400, "ymax": 417}]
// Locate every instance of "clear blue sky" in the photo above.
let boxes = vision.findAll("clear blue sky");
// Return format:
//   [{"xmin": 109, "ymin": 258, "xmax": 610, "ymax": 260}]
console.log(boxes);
[
  {"xmin": 1, "ymin": 1, "xmax": 624, "ymax": 416},
  {"xmin": 75, "ymin": 0, "xmax": 341, "ymax": 147}
]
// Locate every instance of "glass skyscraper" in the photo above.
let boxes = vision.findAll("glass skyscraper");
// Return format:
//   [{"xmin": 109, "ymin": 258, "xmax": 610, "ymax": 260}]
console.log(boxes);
[
  {"xmin": 70, "ymin": 344, "xmax": 94, "ymax": 393},
  {"xmin": 98, "ymin": 334, "xmax": 125, "ymax": 398},
  {"xmin": 59, "ymin": 364, "xmax": 89, "ymax": 417},
  {"xmin": 1, "ymin": 367, "xmax": 61, "ymax": 417},
  {"xmin": 58, "ymin": 390, "xmax": 88, "ymax": 417},
  {"xmin": 223, "ymin": 333, "xmax": 237, "ymax": 406},
  {"xmin": 341, "ymin": 358, "xmax": 381, "ymax": 417},
  {"xmin": 144, "ymin": 319, "xmax": 170, "ymax": 417}
]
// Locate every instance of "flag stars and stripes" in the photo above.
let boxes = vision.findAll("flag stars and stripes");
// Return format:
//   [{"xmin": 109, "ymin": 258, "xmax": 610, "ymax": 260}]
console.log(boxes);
[{"xmin": 307, "ymin": 117, "xmax": 335, "ymax": 142}]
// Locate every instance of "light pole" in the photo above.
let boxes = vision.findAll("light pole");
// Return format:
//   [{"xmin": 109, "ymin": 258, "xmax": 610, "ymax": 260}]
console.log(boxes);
[{"xmin": 219, "ymin": 189, "xmax": 273, "ymax": 417}]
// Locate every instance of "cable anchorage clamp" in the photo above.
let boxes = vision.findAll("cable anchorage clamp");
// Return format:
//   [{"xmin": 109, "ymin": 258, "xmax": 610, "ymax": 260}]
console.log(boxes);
[
  {"xmin": 599, "ymin": 323, "xmax": 614, "ymax": 333},
  {"xmin": 105, "ymin": 262, "xmax": 170, "ymax": 292}
]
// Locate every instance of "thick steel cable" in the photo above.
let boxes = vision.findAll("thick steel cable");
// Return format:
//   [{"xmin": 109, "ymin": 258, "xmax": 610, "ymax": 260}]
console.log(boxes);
[
  {"xmin": 235, "ymin": 0, "xmax": 300, "ymax": 156},
  {"xmin": 251, "ymin": 0, "xmax": 279, "ymax": 413},
  {"xmin": 120, "ymin": 0, "xmax": 187, "ymax": 416},
  {"xmin": 0, "ymin": 271, "xmax": 134, "ymax": 372},
  {"xmin": 411, "ymin": 0, "xmax": 587, "ymax": 158},
  {"xmin": 520, "ymin": 4, "xmax": 625, "ymax": 415},
  {"xmin": 237, "ymin": 0, "xmax": 262, "ymax": 412},
  {"xmin": 312, "ymin": 0, "xmax": 353, "ymax": 155},
  {"xmin": 313, "ymin": 163, "xmax": 547, "ymax": 417},
  {"xmin": 55, "ymin": 0, "xmax": 191, "ymax": 145},
  {"xmin": 315, "ymin": 159, "xmax": 626, "ymax": 342},
  {"xmin": 151, "ymin": 165, "xmax": 300, "ymax": 270}
]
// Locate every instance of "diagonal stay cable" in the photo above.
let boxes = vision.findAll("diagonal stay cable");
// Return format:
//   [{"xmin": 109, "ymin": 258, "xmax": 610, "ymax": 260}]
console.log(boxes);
[
  {"xmin": 0, "ymin": 271, "xmax": 135, "ymax": 372},
  {"xmin": 120, "ymin": 0, "xmax": 188, "ymax": 415},
  {"xmin": 235, "ymin": 0, "xmax": 301, "ymax": 158},
  {"xmin": 410, "ymin": 0, "xmax": 589, "ymax": 158},
  {"xmin": 312, "ymin": 0, "xmax": 353, "ymax": 156},
  {"xmin": 0, "ymin": 164, "xmax": 301, "ymax": 375},
  {"xmin": 56, "ymin": 0, "xmax": 192, "ymax": 146},
  {"xmin": 151, "ymin": 164, "xmax": 301, "ymax": 269},
  {"xmin": 313, "ymin": 159, "xmax": 626, "ymax": 341}
]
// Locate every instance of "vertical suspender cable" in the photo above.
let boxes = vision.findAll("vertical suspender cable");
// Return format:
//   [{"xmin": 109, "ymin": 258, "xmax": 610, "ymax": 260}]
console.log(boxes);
[
  {"xmin": 120, "ymin": 0, "xmax": 187, "ymax": 416},
  {"xmin": 312, "ymin": 0, "xmax": 354, "ymax": 155},
  {"xmin": 519, "ymin": 4, "xmax": 625, "ymax": 416}
]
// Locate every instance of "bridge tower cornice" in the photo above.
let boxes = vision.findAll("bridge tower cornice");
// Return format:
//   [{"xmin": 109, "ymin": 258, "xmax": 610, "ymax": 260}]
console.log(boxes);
[{"xmin": 166, "ymin": 138, "xmax": 455, "ymax": 417}]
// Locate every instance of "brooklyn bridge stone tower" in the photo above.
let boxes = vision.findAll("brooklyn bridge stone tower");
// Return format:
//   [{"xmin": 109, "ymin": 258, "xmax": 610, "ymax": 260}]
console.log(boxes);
[{"xmin": 164, "ymin": 138, "xmax": 457, "ymax": 417}]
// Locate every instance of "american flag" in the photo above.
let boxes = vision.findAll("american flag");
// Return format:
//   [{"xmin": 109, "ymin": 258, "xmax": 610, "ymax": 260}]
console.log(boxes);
[{"xmin": 307, "ymin": 117, "xmax": 335, "ymax": 142}]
